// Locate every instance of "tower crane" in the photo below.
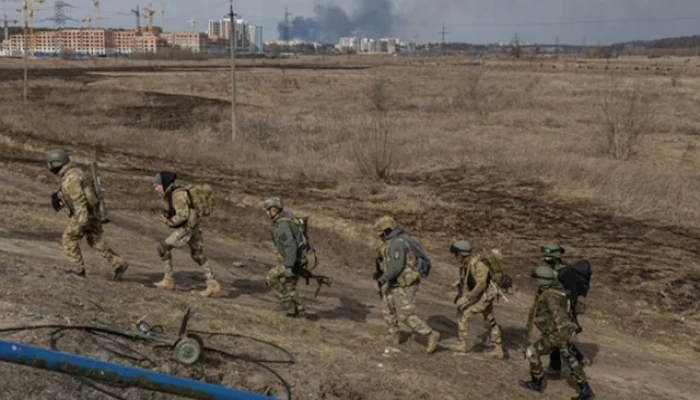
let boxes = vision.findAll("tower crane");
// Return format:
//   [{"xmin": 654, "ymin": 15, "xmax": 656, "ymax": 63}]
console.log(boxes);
[
  {"xmin": 2, "ymin": 11, "xmax": 19, "ymax": 42},
  {"xmin": 186, "ymin": 17, "xmax": 195, "ymax": 33},
  {"xmin": 130, "ymin": 5, "xmax": 140, "ymax": 33},
  {"xmin": 160, "ymin": 0, "xmax": 165, "ymax": 32},
  {"xmin": 142, "ymin": 2, "xmax": 155, "ymax": 35}
]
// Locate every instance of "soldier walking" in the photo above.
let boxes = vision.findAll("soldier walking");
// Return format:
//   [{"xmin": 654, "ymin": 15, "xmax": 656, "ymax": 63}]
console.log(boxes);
[
  {"xmin": 449, "ymin": 240, "xmax": 505, "ymax": 359},
  {"xmin": 373, "ymin": 216, "xmax": 440, "ymax": 353},
  {"xmin": 541, "ymin": 243, "xmax": 587, "ymax": 373},
  {"xmin": 521, "ymin": 266, "xmax": 595, "ymax": 400},
  {"xmin": 152, "ymin": 171, "xmax": 221, "ymax": 297},
  {"xmin": 263, "ymin": 197, "xmax": 312, "ymax": 318},
  {"xmin": 45, "ymin": 149, "xmax": 129, "ymax": 279}
]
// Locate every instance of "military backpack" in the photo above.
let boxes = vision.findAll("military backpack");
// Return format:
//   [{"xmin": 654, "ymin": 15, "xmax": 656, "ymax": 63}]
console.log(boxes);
[
  {"xmin": 184, "ymin": 184, "xmax": 214, "ymax": 218},
  {"xmin": 277, "ymin": 215, "xmax": 317, "ymax": 271},
  {"xmin": 474, "ymin": 248, "xmax": 511, "ymax": 289},
  {"xmin": 397, "ymin": 234, "xmax": 432, "ymax": 278}
]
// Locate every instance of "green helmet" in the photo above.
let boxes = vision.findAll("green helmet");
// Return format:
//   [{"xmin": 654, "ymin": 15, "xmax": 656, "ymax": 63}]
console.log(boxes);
[
  {"xmin": 263, "ymin": 197, "xmax": 283, "ymax": 211},
  {"xmin": 531, "ymin": 265, "xmax": 557, "ymax": 287},
  {"xmin": 541, "ymin": 242, "xmax": 565, "ymax": 259},
  {"xmin": 45, "ymin": 149, "xmax": 70, "ymax": 171},
  {"xmin": 449, "ymin": 240, "xmax": 472, "ymax": 255}
]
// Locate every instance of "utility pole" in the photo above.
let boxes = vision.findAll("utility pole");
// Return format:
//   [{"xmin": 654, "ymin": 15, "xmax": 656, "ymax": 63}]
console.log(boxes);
[
  {"xmin": 21, "ymin": 0, "xmax": 28, "ymax": 102},
  {"xmin": 228, "ymin": 0, "xmax": 236, "ymax": 141},
  {"xmin": 555, "ymin": 35, "xmax": 559, "ymax": 58},
  {"xmin": 440, "ymin": 23, "xmax": 447, "ymax": 49}
]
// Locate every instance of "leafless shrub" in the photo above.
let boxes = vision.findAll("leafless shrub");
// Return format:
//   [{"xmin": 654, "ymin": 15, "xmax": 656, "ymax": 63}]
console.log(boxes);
[
  {"xmin": 452, "ymin": 68, "xmax": 506, "ymax": 115},
  {"xmin": 351, "ymin": 117, "xmax": 399, "ymax": 181},
  {"xmin": 595, "ymin": 75, "xmax": 658, "ymax": 161},
  {"xmin": 365, "ymin": 76, "xmax": 393, "ymax": 113}
]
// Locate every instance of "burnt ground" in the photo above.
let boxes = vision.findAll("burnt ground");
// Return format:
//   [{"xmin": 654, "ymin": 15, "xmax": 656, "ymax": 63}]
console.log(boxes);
[{"xmin": 0, "ymin": 66, "xmax": 699, "ymax": 400}]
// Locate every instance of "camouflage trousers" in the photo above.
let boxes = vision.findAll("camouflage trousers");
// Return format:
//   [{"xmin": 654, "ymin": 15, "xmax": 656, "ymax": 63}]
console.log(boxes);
[
  {"xmin": 62, "ymin": 216, "xmax": 123, "ymax": 271},
  {"xmin": 383, "ymin": 283, "xmax": 432, "ymax": 336},
  {"xmin": 526, "ymin": 335, "xmax": 588, "ymax": 384},
  {"xmin": 157, "ymin": 226, "xmax": 214, "ymax": 279},
  {"xmin": 457, "ymin": 286, "xmax": 502, "ymax": 347},
  {"xmin": 266, "ymin": 265, "xmax": 305, "ymax": 313}
]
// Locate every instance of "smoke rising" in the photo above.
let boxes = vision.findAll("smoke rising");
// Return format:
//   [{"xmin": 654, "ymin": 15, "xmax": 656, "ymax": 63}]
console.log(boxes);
[{"xmin": 277, "ymin": 0, "xmax": 398, "ymax": 43}]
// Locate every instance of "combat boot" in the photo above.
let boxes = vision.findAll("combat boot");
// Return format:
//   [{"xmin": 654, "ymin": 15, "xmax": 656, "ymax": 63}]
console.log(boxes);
[
  {"xmin": 425, "ymin": 331, "xmax": 441, "ymax": 354},
  {"xmin": 484, "ymin": 344, "xmax": 505, "ymax": 359},
  {"xmin": 113, "ymin": 262, "xmax": 129, "ymax": 281},
  {"xmin": 519, "ymin": 376, "xmax": 547, "ymax": 393},
  {"xmin": 65, "ymin": 268, "xmax": 86, "ymax": 278},
  {"xmin": 453, "ymin": 340, "xmax": 468, "ymax": 353},
  {"xmin": 384, "ymin": 332, "xmax": 401, "ymax": 346},
  {"xmin": 154, "ymin": 274, "xmax": 174, "ymax": 290},
  {"xmin": 572, "ymin": 382, "xmax": 595, "ymax": 400},
  {"xmin": 199, "ymin": 278, "xmax": 221, "ymax": 297}
]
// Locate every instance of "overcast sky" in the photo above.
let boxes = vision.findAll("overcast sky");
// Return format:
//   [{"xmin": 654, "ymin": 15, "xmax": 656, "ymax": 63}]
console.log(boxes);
[{"xmin": 10, "ymin": 0, "xmax": 700, "ymax": 45}]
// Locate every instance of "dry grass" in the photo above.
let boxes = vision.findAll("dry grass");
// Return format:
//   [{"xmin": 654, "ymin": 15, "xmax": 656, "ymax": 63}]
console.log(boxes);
[{"xmin": 1, "ymin": 56, "xmax": 700, "ymax": 228}]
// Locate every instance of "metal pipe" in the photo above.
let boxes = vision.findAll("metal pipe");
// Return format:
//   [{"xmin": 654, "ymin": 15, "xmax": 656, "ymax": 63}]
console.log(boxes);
[{"xmin": 0, "ymin": 339, "xmax": 278, "ymax": 400}]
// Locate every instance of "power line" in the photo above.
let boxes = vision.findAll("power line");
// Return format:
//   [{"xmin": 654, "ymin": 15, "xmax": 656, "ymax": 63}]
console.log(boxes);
[{"xmin": 440, "ymin": 22, "xmax": 447, "ymax": 46}]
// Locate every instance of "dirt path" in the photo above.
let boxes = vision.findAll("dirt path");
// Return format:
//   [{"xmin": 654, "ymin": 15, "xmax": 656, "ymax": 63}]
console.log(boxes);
[{"xmin": 1, "ymin": 161, "xmax": 699, "ymax": 400}]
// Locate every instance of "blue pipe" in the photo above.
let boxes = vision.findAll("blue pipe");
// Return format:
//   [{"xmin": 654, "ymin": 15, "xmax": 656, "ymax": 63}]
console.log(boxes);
[{"xmin": 0, "ymin": 339, "xmax": 278, "ymax": 400}]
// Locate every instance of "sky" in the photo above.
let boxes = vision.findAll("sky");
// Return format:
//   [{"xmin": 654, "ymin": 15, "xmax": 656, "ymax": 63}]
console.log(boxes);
[{"xmin": 6, "ymin": 0, "xmax": 700, "ymax": 45}]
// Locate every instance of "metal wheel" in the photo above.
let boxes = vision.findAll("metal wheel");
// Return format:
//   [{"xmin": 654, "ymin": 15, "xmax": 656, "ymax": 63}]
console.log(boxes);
[{"xmin": 174, "ymin": 336, "xmax": 202, "ymax": 365}]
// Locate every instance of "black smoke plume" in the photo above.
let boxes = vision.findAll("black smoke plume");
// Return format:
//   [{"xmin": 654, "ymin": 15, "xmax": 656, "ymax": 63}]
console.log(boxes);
[{"xmin": 277, "ymin": 0, "xmax": 397, "ymax": 43}]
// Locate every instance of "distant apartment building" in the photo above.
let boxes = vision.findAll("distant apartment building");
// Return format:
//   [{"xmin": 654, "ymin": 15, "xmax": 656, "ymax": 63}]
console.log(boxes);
[
  {"xmin": 337, "ymin": 36, "xmax": 399, "ymax": 53},
  {"xmin": 208, "ymin": 17, "xmax": 262, "ymax": 51},
  {"xmin": 160, "ymin": 32, "xmax": 208, "ymax": 52}
]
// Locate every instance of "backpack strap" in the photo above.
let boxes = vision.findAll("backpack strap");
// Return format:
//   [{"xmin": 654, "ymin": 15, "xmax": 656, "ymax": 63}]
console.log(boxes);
[{"xmin": 277, "ymin": 217, "xmax": 308, "ymax": 247}]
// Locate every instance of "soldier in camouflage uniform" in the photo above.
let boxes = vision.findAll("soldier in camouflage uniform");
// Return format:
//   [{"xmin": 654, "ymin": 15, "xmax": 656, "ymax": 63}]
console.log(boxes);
[
  {"xmin": 263, "ymin": 197, "xmax": 309, "ymax": 318},
  {"xmin": 44, "ymin": 150, "xmax": 129, "ymax": 279},
  {"xmin": 374, "ymin": 216, "xmax": 440, "ymax": 353},
  {"xmin": 152, "ymin": 171, "xmax": 221, "ymax": 297},
  {"xmin": 449, "ymin": 240, "xmax": 504, "ymax": 359},
  {"xmin": 541, "ymin": 243, "xmax": 587, "ymax": 374},
  {"xmin": 520, "ymin": 266, "xmax": 595, "ymax": 400}
]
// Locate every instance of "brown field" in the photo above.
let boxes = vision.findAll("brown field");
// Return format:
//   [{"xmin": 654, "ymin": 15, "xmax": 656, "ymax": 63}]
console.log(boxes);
[{"xmin": 0, "ymin": 54, "xmax": 699, "ymax": 400}]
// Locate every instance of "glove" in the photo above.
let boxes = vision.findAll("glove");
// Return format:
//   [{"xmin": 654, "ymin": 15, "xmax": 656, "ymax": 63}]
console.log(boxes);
[{"xmin": 499, "ymin": 274, "xmax": 513, "ymax": 290}]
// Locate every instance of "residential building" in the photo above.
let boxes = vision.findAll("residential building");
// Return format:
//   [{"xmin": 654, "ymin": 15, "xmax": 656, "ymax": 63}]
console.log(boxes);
[{"xmin": 161, "ymin": 32, "xmax": 208, "ymax": 52}]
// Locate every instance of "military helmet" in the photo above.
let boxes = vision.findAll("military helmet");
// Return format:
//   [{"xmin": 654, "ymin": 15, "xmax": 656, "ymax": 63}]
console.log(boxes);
[
  {"xmin": 44, "ymin": 149, "xmax": 70, "ymax": 171},
  {"xmin": 449, "ymin": 240, "xmax": 472, "ymax": 255},
  {"xmin": 263, "ymin": 196, "xmax": 283, "ymax": 211},
  {"xmin": 541, "ymin": 242, "xmax": 565, "ymax": 258},
  {"xmin": 531, "ymin": 265, "xmax": 557, "ymax": 287},
  {"xmin": 374, "ymin": 215, "xmax": 397, "ymax": 232}
]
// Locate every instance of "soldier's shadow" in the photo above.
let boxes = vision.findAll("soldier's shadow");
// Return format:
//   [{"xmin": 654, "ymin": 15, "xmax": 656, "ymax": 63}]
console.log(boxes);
[
  {"xmin": 427, "ymin": 315, "xmax": 458, "ymax": 339},
  {"xmin": 221, "ymin": 278, "xmax": 272, "ymax": 300},
  {"xmin": 314, "ymin": 297, "xmax": 372, "ymax": 323}
]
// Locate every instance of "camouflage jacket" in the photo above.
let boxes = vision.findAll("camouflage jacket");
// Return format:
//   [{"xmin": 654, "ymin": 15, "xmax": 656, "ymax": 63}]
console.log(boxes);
[
  {"xmin": 162, "ymin": 185, "xmax": 196, "ymax": 229},
  {"xmin": 457, "ymin": 254, "xmax": 491, "ymax": 302},
  {"xmin": 377, "ymin": 225, "xmax": 419, "ymax": 288},
  {"xmin": 528, "ymin": 287, "xmax": 578, "ymax": 340},
  {"xmin": 271, "ymin": 210, "xmax": 307, "ymax": 268},
  {"xmin": 58, "ymin": 163, "xmax": 98, "ymax": 224}
]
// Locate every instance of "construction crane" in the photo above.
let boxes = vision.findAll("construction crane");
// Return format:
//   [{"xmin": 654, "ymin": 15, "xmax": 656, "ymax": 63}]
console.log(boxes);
[
  {"xmin": 130, "ymin": 5, "xmax": 140, "ymax": 33},
  {"xmin": 142, "ymin": 2, "xmax": 155, "ymax": 35},
  {"xmin": 2, "ymin": 11, "xmax": 19, "ymax": 41},
  {"xmin": 24, "ymin": 0, "xmax": 53, "ymax": 53},
  {"xmin": 91, "ymin": 0, "xmax": 107, "ymax": 28},
  {"xmin": 186, "ymin": 17, "xmax": 195, "ymax": 33},
  {"xmin": 159, "ymin": 0, "xmax": 165, "ymax": 32}
]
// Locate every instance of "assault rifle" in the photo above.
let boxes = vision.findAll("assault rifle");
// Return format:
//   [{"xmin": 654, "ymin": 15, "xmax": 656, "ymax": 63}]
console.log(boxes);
[
  {"xmin": 374, "ymin": 256, "xmax": 384, "ymax": 300},
  {"xmin": 51, "ymin": 190, "xmax": 65, "ymax": 212},
  {"xmin": 252, "ymin": 257, "xmax": 332, "ymax": 298}
]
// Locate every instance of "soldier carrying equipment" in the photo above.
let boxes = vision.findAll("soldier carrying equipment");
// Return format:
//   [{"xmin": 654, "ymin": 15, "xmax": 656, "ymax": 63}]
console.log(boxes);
[{"xmin": 90, "ymin": 162, "xmax": 109, "ymax": 224}]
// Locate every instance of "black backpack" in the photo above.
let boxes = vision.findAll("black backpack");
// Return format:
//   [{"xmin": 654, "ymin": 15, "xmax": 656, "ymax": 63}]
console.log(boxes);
[{"xmin": 558, "ymin": 259, "xmax": 592, "ymax": 302}]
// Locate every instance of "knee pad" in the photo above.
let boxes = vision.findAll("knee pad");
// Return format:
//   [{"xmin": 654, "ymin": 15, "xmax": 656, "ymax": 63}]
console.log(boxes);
[
  {"xmin": 525, "ymin": 345, "xmax": 537, "ymax": 360},
  {"xmin": 157, "ymin": 243, "xmax": 171, "ymax": 259}
]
